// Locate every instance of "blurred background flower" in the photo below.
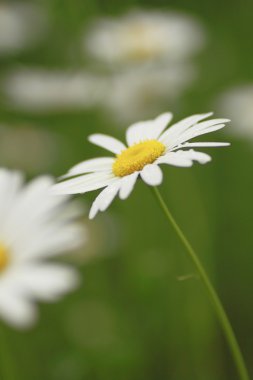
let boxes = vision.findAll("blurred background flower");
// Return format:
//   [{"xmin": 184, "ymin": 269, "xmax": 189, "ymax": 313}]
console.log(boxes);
[
  {"xmin": 0, "ymin": 170, "xmax": 85, "ymax": 329},
  {"xmin": 81, "ymin": 9, "xmax": 205, "ymax": 124},
  {"xmin": 216, "ymin": 85, "xmax": 253, "ymax": 140},
  {"xmin": 83, "ymin": 10, "xmax": 204, "ymax": 65},
  {"xmin": 2, "ymin": 68, "xmax": 105, "ymax": 113},
  {"xmin": 0, "ymin": 2, "xmax": 48, "ymax": 56}
]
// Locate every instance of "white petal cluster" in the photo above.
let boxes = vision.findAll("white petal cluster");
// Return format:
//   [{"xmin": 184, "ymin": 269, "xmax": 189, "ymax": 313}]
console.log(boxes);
[
  {"xmin": 83, "ymin": 10, "xmax": 204, "ymax": 65},
  {"xmin": 0, "ymin": 3, "xmax": 47, "ymax": 56},
  {"xmin": 0, "ymin": 169, "xmax": 85, "ymax": 329},
  {"xmin": 217, "ymin": 85, "xmax": 253, "ymax": 139},
  {"xmin": 3, "ymin": 69, "xmax": 106, "ymax": 112},
  {"xmin": 81, "ymin": 9, "xmax": 205, "ymax": 123},
  {"xmin": 52, "ymin": 112, "xmax": 230, "ymax": 219}
]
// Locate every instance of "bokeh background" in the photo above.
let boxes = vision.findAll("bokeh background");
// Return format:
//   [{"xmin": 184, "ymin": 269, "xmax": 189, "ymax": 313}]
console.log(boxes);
[{"xmin": 0, "ymin": 0, "xmax": 253, "ymax": 379}]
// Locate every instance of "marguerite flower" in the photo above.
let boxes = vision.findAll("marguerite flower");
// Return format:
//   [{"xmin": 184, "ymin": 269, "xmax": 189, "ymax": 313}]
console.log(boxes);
[
  {"xmin": 83, "ymin": 10, "xmax": 205, "ymax": 65},
  {"xmin": 0, "ymin": 169, "xmax": 85, "ymax": 329},
  {"xmin": 51, "ymin": 112, "xmax": 230, "ymax": 219}
]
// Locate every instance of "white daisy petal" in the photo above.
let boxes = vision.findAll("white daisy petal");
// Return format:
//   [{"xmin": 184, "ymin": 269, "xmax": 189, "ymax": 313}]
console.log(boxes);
[
  {"xmin": 158, "ymin": 150, "xmax": 211, "ymax": 167},
  {"xmin": 148, "ymin": 112, "xmax": 173, "ymax": 139},
  {"xmin": 51, "ymin": 172, "xmax": 115, "ymax": 195},
  {"xmin": 184, "ymin": 150, "xmax": 212, "ymax": 164},
  {"xmin": 159, "ymin": 112, "xmax": 213, "ymax": 145},
  {"xmin": 89, "ymin": 181, "xmax": 121, "ymax": 219},
  {"xmin": 170, "ymin": 123, "xmax": 227, "ymax": 149},
  {"xmin": 126, "ymin": 112, "xmax": 173, "ymax": 145},
  {"xmin": 119, "ymin": 172, "xmax": 139, "ymax": 200},
  {"xmin": 60, "ymin": 157, "xmax": 114, "ymax": 179},
  {"xmin": 88, "ymin": 133, "xmax": 126, "ymax": 154},
  {"xmin": 18, "ymin": 224, "xmax": 85, "ymax": 260},
  {"xmin": 192, "ymin": 118, "xmax": 230, "ymax": 131},
  {"xmin": 140, "ymin": 164, "xmax": 163, "ymax": 186},
  {"xmin": 0, "ymin": 290, "xmax": 37, "ymax": 329},
  {"xmin": 11, "ymin": 264, "xmax": 80, "ymax": 301},
  {"xmin": 89, "ymin": 197, "xmax": 100, "ymax": 220},
  {"xmin": 157, "ymin": 152, "xmax": 193, "ymax": 167},
  {"xmin": 179, "ymin": 142, "xmax": 230, "ymax": 148},
  {"xmin": 126, "ymin": 120, "xmax": 153, "ymax": 145}
]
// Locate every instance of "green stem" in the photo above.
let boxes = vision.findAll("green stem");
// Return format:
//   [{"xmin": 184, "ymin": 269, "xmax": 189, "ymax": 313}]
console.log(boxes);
[
  {"xmin": 0, "ymin": 325, "xmax": 16, "ymax": 380},
  {"xmin": 152, "ymin": 186, "xmax": 249, "ymax": 380}
]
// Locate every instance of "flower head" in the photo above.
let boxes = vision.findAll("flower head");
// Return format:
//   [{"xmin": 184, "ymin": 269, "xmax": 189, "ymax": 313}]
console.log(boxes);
[
  {"xmin": 83, "ymin": 10, "xmax": 205, "ymax": 65},
  {"xmin": 52, "ymin": 112, "xmax": 230, "ymax": 219},
  {"xmin": 0, "ymin": 169, "xmax": 85, "ymax": 329}
]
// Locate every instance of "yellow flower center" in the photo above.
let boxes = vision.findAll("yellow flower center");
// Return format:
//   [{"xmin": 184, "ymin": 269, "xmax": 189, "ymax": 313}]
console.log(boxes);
[
  {"xmin": 0, "ymin": 243, "xmax": 9, "ymax": 273},
  {"xmin": 124, "ymin": 24, "xmax": 162, "ymax": 61},
  {"xmin": 113, "ymin": 139, "xmax": 165, "ymax": 177}
]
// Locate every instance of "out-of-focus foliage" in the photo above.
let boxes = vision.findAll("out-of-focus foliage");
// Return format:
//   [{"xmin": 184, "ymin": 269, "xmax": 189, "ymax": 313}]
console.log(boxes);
[{"xmin": 0, "ymin": 0, "xmax": 252, "ymax": 379}]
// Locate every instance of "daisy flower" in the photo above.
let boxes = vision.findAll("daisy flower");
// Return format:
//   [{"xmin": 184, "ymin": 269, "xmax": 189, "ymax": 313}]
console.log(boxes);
[
  {"xmin": 83, "ymin": 10, "xmax": 205, "ymax": 65},
  {"xmin": 52, "ymin": 112, "xmax": 230, "ymax": 219},
  {"xmin": 0, "ymin": 169, "xmax": 85, "ymax": 329}
]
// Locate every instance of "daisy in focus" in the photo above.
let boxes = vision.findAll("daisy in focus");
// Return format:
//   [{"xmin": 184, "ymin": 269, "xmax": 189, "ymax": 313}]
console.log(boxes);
[
  {"xmin": 52, "ymin": 112, "xmax": 230, "ymax": 219},
  {"xmin": 83, "ymin": 10, "xmax": 205, "ymax": 65},
  {"xmin": 0, "ymin": 169, "xmax": 85, "ymax": 329}
]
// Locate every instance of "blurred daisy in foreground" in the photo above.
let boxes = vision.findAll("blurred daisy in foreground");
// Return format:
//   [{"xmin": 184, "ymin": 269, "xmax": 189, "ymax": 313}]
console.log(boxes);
[
  {"xmin": 0, "ymin": 3, "xmax": 47, "ymax": 56},
  {"xmin": 83, "ymin": 10, "xmax": 205, "ymax": 65},
  {"xmin": 3, "ymin": 69, "xmax": 105, "ymax": 112},
  {"xmin": 52, "ymin": 112, "xmax": 230, "ymax": 218},
  {"xmin": 102, "ymin": 63, "xmax": 195, "ymax": 123},
  {"xmin": 0, "ymin": 169, "xmax": 85, "ymax": 329},
  {"xmin": 217, "ymin": 85, "xmax": 253, "ymax": 139}
]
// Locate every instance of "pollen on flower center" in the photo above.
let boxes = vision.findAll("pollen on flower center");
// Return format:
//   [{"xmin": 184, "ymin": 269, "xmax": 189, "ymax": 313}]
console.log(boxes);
[
  {"xmin": 113, "ymin": 139, "xmax": 165, "ymax": 177},
  {"xmin": 0, "ymin": 243, "xmax": 9, "ymax": 273}
]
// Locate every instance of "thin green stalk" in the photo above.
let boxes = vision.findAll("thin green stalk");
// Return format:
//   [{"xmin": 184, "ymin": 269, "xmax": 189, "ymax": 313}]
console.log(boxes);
[
  {"xmin": 0, "ymin": 325, "xmax": 16, "ymax": 380},
  {"xmin": 152, "ymin": 186, "xmax": 249, "ymax": 380}
]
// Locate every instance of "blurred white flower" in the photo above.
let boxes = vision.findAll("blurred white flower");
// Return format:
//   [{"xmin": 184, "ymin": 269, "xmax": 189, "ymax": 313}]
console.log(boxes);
[
  {"xmin": 3, "ymin": 68, "xmax": 105, "ymax": 112},
  {"xmin": 0, "ymin": 3, "xmax": 47, "ymax": 56},
  {"xmin": 101, "ymin": 63, "xmax": 195, "ymax": 123},
  {"xmin": 51, "ymin": 112, "xmax": 229, "ymax": 219},
  {"xmin": 0, "ymin": 169, "xmax": 85, "ymax": 329},
  {"xmin": 83, "ymin": 10, "xmax": 205, "ymax": 65},
  {"xmin": 217, "ymin": 85, "xmax": 253, "ymax": 139}
]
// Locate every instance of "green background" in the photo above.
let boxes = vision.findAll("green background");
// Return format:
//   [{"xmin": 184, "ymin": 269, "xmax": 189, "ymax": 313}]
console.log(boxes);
[{"xmin": 0, "ymin": 0, "xmax": 252, "ymax": 379}]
